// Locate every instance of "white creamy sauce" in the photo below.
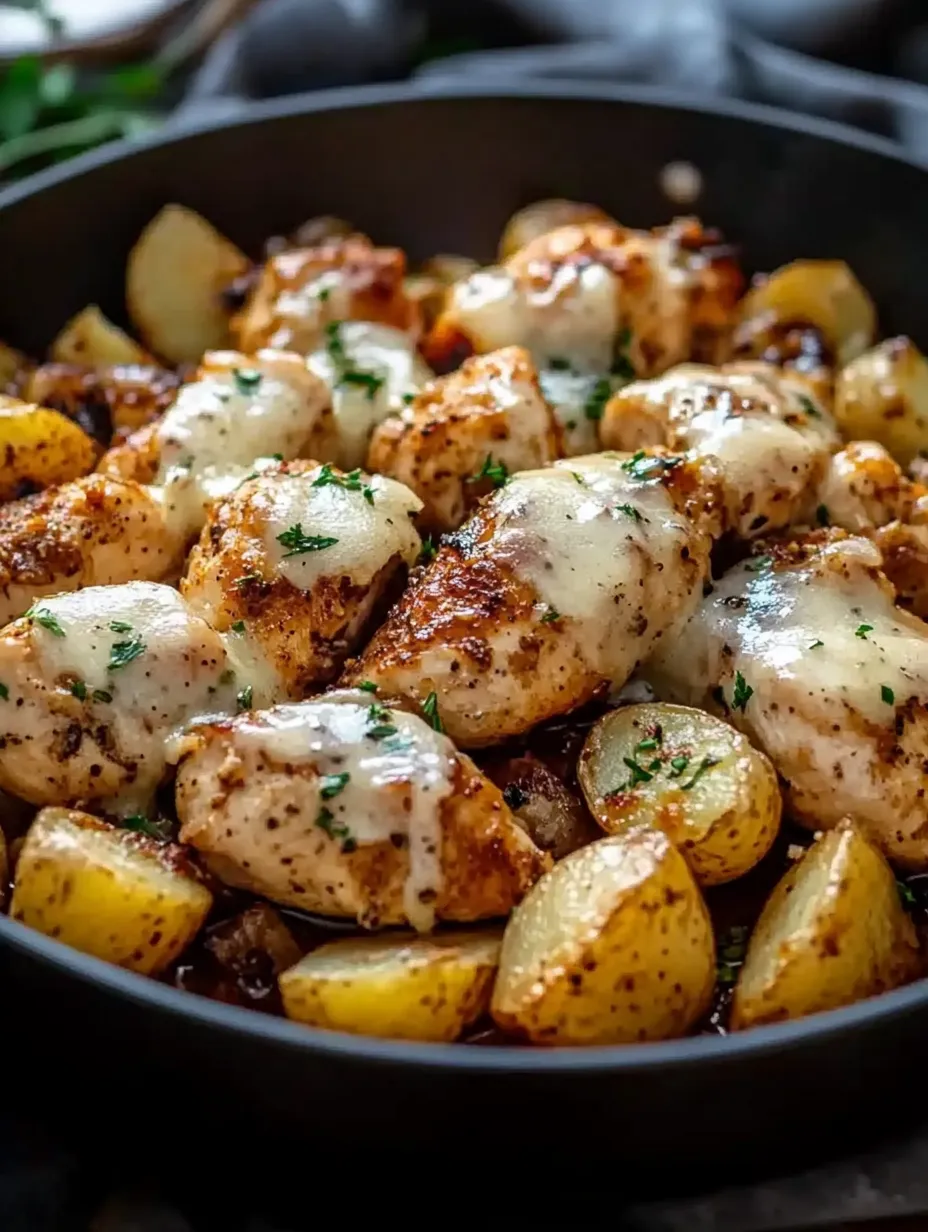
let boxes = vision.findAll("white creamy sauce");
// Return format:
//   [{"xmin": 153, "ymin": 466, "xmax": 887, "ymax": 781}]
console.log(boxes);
[
  {"xmin": 154, "ymin": 367, "xmax": 318, "ymax": 539},
  {"xmin": 488, "ymin": 454, "xmax": 701, "ymax": 681},
  {"xmin": 235, "ymin": 691, "xmax": 455, "ymax": 930},
  {"xmin": 538, "ymin": 366, "xmax": 606, "ymax": 457},
  {"xmin": 306, "ymin": 322, "xmax": 432, "ymax": 468},
  {"xmin": 260, "ymin": 468, "xmax": 421, "ymax": 591},
  {"xmin": 220, "ymin": 627, "xmax": 285, "ymax": 712},
  {"xmin": 270, "ymin": 265, "xmax": 355, "ymax": 351}
]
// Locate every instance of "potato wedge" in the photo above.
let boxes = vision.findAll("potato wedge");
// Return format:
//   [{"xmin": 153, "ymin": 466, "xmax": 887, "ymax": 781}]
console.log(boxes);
[
  {"xmin": 737, "ymin": 259, "xmax": 876, "ymax": 366},
  {"xmin": 578, "ymin": 703, "xmax": 781, "ymax": 886},
  {"xmin": 127, "ymin": 204, "xmax": 250, "ymax": 364},
  {"xmin": 731, "ymin": 822, "xmax": 922, "ymax": 1031},
  {"xmin": 51, "ymin": 305, "xmax": 149, "ymax": 367},
  {"xmin": 280, "ymin": 930, "xmax": 501, "ymax": 1042},
  {"xmin": 10, "ymin": 808, "xmax": 212, "ymax": 976},
  {"xmin": 835, "ymin": 337, "xmax": 928, "ymax": 466},
  {"xmin": 0, "ymin": 396, "xmax": 95, "ymax": 499},
  {"xmin": 498, "ymin": 198, "xmax": 615, "ymax": 259},
  {"xmin": 490, "ymin": 830, "xmax": 715, "ymax": 1045}
]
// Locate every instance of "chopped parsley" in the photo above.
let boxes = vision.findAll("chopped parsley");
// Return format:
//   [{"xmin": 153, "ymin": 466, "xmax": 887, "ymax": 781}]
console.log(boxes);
[
  {"xmin": 340, "ymin": 370, "xmax": 385, "ymax": 400},
  {"xmin": 312, "ymin": 463, "xmax": 375, "ymax": 505},
  {"xmin": 716, "ymin": 924, "xmax": 749, "ymax": 987},
  {"xmin": 570, "ymin": 471, "xmax": 586, "ymax": 485},
  {"xmin": 816, "ymin": 503, "xmax": 830, "ymax": 527},
  {"xmin": 881, "ymin": 684, "xmax": 895, "ymax": 706},
  {"xmin": 547, "ymin": 357, "xmax": 572, "ymax": 372},
  {"xmin": 357, "ymin": 680, "xmax": 378, "ymax": 693},
  {"xmin": 421, "ymin": 691, "xmax": 443, "ymax": 732},
  {"xmin": 123, "ymin": 814, "xmax": 170, "ymax": 842},
  {"xmin": 69, "ymin": 680, "xmax": 87, "ymax": 701},
  {"xmin": 401, "ymin": 391, "xmax": 416, "ymax": 405},
  {"xmin": 93, "ymin": 689, "xmax": 112, "ymax": 703},
  {"xmin": 367, "ymin": 701, "xmax": 391, "ymax": 723},
  {"xmin": 898, "ymin": 880, "xmax": 917, "ymax": 909},
  {"xmin": 621, "ymin": 450, "xmax": 683, "ymax": 481},
  {"xmin": 236, "ymin": 685, "xmax": 253, "ymax": 712},
  {"xmin": 315, "ymin": 806, "xmax": 355, "ymax": 852},
  {"xmin": 797, "ymin": 393, "xmax": 821, "ymax": 419},
  {"xmin": 855, "ymin": 624, "xmax": 873, "ymax": 639},
  {"xmin": 325, "ymin": 321, "xmax": 384, "ymax": 400},
  {"xmin": 109, "ymin": 620, "xmax": 132, "ymax": 633},
  {"xmin": 616, "ymin": 503, "xmax": 641, "ymax": 522},
  {"xmin": 235, "ymin": 573, "xmax": 262, "ymax": 589},
  {"xmin": 368, "ymin": 723, "xmax": 398, "ymax": 741},
  {"xmin": 276, "ymin": 524, "xmax": 339, "ymax": 557},
  {"xmin": 623, "ymin": 756, "xmax": 655, "ymax": 787},
  {"xmin": 231, "ymin": 620, "xmax": 246, "ymax": 634},
  {"xmin": 745, "ymin": 556, "xmax": 772, "ymax": 572},
  {"xmin": 636, "ymin": 737, "xmax": 660, "ymax": 753},
  {"xmin": 325, "ymin": 320, "xmax": 347, "ymax": 364},
  {"xmin": 26, "ymin": 606, "xmax": 65, "ymax": 637},
  {"xmin": 367, "ymin": 701, "xmax": 397, "ymax": 740},
  {"xmin": 233, "ymin": 368, "xmax": 263, "ymax": 395},
  {"xmin": 669, "ymin": 755, "xmax": 690, "ymax": 776},
  {"xmin": 108, "ymin": 636, "xmax": 145, "ymax": 671},
  {"xmin": 419, "ymin": 535, "xmax": 438, "ymax": 563},
  {"xmin": 610, "ymin": 327, "xmax": 636, "ymax": 380},
  {"xmin": 732, "ymin": 671, "xmax": 753, "ymax": 712},
  {"xmin": 680, "ymin": 756, "xmax": 721, "ymax": 791},
  {"xmin": 0, "ymin": 682, "xmax": 7, "ymax": 701},
  {"xmin": 470, "ymin": 454, "xmax": 509, "ymax": 488},
  {"xmin": 540, "ymin": 606, "xmax": 561, "ymax": 624},
  {"xmin": 809, "ymin": 639, "xmax": 824, "ymax": 650},
  {"xmin": 320, "ymin": 772, "xmax": 350, "ymax": 800},
  {"xmin": 584, "ymin": 377, "xmax": 613, "ymax": 422}
]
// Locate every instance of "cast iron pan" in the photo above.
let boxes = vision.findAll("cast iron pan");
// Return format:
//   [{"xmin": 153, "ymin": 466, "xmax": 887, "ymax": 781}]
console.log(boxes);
[{"xmin": 1, "ymin": 82, "xmax": 928, "ymax": 1205}]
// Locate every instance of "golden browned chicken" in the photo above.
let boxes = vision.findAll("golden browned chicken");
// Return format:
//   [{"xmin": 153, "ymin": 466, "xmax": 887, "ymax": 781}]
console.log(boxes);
[
  {"xmin": 342, "ymin": 452, "xmax": 722, "ymax": 746},
  {"xmin": 182, "ymin": 460, "xmax": 422, "ymax": 699},
  {"xmin": 0, "ymin": 475, "xmax": 181, "ymax": 625},
  {"xmin": 645, "ymin": 531, "xmax": 928, "ymax": 868},
  {"xmin": 600, "ymin": 362, "xmax": 838, "ymax": 539},
  {"xmin": 24, "ymin": 362, "xmax": 179, "ymax": 447},
  {"xmin": 232, "ymin": 234, "xmax": 422, "ymax": 354},
  {"xmin": 99, "ymin": 350, "xmax": 333, "ymax": 542},
  {"xmin": 173, "ymin": 689, "xmax": 549, "ymax": 931},
  {"xmin": 367, "ymin": 346, "xmax": 562, "ymax": 533},
  {"xmin": 0, "ymin": 582, "xmax": 239, "ymax": 813}
]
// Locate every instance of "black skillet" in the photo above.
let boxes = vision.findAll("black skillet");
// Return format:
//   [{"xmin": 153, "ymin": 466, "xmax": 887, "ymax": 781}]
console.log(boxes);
[{"xmin": 1, "ymin": 81, "xmax": 928, "ymax": 1202}]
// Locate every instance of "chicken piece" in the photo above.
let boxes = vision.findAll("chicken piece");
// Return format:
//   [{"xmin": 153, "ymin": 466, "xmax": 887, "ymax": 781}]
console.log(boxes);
[
  {"xmin": 0, "ymin": 475, "xmax": 182, "ymax": 625},
  {"xmin": 367, "ymin": 346, "xmax": 562, "ymax": 533},
  {"xmin": 424, "ymin": 217, "xmax": 742, "ymax": 378},
  {"xmin": 182, "ymin": 460, "xmax": 421, "ymax": 699},
  {"xmin": 342, "ymin": 452, "xmax": 722, "ymax": 747},
  {"xmin": 0, "ymin": 582, "xmax": 239, "ymax": 813},
  {"xmin": 305, "ymin": 321, "xmax": 432, "ymax": 468},
  {"xmin": 99, "ymin": 350, "xmax": 333, "ymax": 542},
  {"xmin": 645, "ymin": 531, "xmax": 928, "ymax": 868},
  {"xmin": 815, "ymin": 440, "xmax": 928, "ymax": 533},
  {"xmin": 24, "ymin": 362, "xmax": 179, "ymax": 449},
  {"xmin": 871, "ymin": 521, "xmax": 928, "ymax": 621},
  {"xmin": 173, "ymin": 690, "xmax": 549, "ymax": 931},
  {"xmin": 232, "ymin": 235, "xmax": 421, "ymax": 354},
  {"xmin": 601, "ymin": 362, "xmax": 838, "ymax": 540}
]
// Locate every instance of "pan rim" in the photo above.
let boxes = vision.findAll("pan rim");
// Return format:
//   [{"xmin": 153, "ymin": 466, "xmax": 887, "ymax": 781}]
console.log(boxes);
[{"xmin": 2, "ymin": 80, "xmax": 926, "ymax": 1072}]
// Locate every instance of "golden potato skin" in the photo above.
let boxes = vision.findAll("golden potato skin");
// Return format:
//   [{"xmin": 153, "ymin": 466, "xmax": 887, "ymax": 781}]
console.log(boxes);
[
  {"xmin": 836, "ymin": 337, "xmax": 928, "ymax": 467},
  {"xmin": 498, "ymin": 198, "xmax": 615, "ymax": 259},
  {"xmin": 51, "ymin": 305, "xmax": 150, "ymax": 367},
  {"xmin": 731, "ymin": 822, "xmax": 923, "ymax": 1031},
  {"xmin": 280, "ymin": 930, "xmax": 501, "ymax": 1042},
  {"xmin": 10, "ymin": 808, "xmax": 212, "ymax": 976},
  {"xmin": 578, "ymin": 703, "xmax": 781, "ymax": 885},
  {"xmin": 491, "ymin": 829, "xmax": 715, "ymax": 1045},
  {"xmin": 0, "ymin": 397, "xmax": 96, "ymax": 500}
]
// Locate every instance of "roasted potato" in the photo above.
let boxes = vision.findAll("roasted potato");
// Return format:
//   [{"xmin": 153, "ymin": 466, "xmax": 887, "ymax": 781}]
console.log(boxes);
[
  {"xmin": 498, "ymin": 198, "xmax": 615, "ymax": 259},
  {"xmin": 0, "ymin": 340, "xmax": 30, "ymax": 393},
  {"xmin": 731, "ymin": 822, "xmax": 922, "ymax": 1030},
  {"xmin": 0, "ymin": 396, "xmax": 96, "ymax": 499},
  {"xmin": 490, "ymin": 830, "xmax": 715, "ymax": 1045},
  {"xmin": 578, "ymin": 703, "xmax": 781, "ymax": 886},
  {"xmin": 835, "ymin": 337, "xmax": 928, "ymax": 466},
  {"xmin": 10, "ymin": 808, "xmax": 212, "ymax": 976},
  {"xmin": 280, "ymin": 930, "xmax": 501, "ymax": 1042},
  {"xmin": 736, "ymin": 259, "xmax": 876, "ymax": 367},
  {"xmin": 127, "ymin": 204, "xmax": 250, "ymax": 364},
  {"xmin": 50, "ymin": 305, "xmax": 149, "ymax": 367}
]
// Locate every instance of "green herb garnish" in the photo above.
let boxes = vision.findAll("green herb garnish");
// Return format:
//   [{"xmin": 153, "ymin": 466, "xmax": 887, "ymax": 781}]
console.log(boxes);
[
  {"xmin": 855, "ymin": 624, "xmax": 873, "ymax": 639},
  {"xmin": 898, "ymin": 880, "xmax": 917, "ymax": 909},
  {"xmin": 320, "ymin": 772, "xmax": 350, "ymax": 800},
  {"xmin": 610, "ymin": 327, "xmax": 635, "ymax": 380},
  {"xmin": 69, "ymin": 680, "xmax": 87, "ymax": 701},
  {"xmin": 881, "ymin": 684, "xmax": 895, "ymax": 706},
  {"xmin": 315, "ymin": 806, "xmax": 355, "ymax": 852},
  {"xmin": 236, "ymin": 684, "xmax": 253, "ymax": 712},
  {"xmin": 357, "ymin": 681, "xmax": 378, "ymax": 693},
  {"xmin": 680, "ymin": 756, "xmax": 721, "ymax": 791},
  {"xmin": 235, "ymin": 573, "xmax": 262, "ymax": 589},
  {"xmin": 621, "ymin": 450, "xmax": 683, "ymax": 481},
  {"xmin": 616, "ymin": 503, "xmax": 641, "ymax": 522},
  {"xmin": 276, "ymin": 524, "xmax": 339, "ymax": 557},
  {"xmin": 340, "ymin": 370, "xmax": 385, "ymax": 400},
  {"xmin": 109, "ymin": 620, "xmax": 132, "ymax": 633},
  {"xmin": 797, "ymin": 393, "xmax": 821, "ymax": 419},
  {"xmin": 470, "ymin": 454, "xmax": 509, "ymax": 488},
  {"xmin": 419, "ymin": 535, "xmax": 437, "ymax": 563},
  {"xmin": 745, "ymin": 556, "xmax": 772, "ymax": 572},
  {"xmin": 809, "ymin": 640, "xmax": 824, "ymax": 650},
  {"xmin": 108, "ymin": 636, "xmax": 145, "ymax": 671},
  {"xmin": 231, "ymin": 620, "xmax": 246, "ymax": 634},
  {"xmin": 26, "ymin": 606, "xmax": 64, "ymax": 637},
  {"xmin": 732, "ymin": 671, "xmax": 753, "ymax": 712},
  {"xmin": 669, "ymin": 755, "xmax": 690, "ymax": 777},
  {"xmin": 583, "ymin": 377, "xmax": 613, "ymax": 421},
  {"xmin": 0, "ymin": 682, "xmax": 8, "ymax": 701},
  {"xmin": 422, "ymin": 691, "xmax": 443, "ymax": 732},
  {"xmin": 233, "ymin": 368, "xmax": 262, "ymax": 395},
  {"xmin": 540, "ymin": 606, "xmax": 561, "ymax": 624},
  {"xmin": 312, "ymin": 463, "xmax": 375, "ymax": 505},
  {"xmin": 122, "ymin": 814, "xmax": 170, "ymax": 842}
]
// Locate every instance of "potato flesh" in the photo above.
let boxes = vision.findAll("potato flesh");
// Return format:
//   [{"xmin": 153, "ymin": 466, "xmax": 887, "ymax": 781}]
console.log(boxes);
[
  {"xmin": 280, "ymin": 930, "xmax": 501, "ymax": 1042},
  {"xmin": 731, "ymin": 823, "xmax": 922, "ymax": 1030},
  {"xmin": 50, "ymin": 305, "xmax": 149, "ymax": 367},
  {"xmin": 578, "ymin": 703, "xmax": 781, "ymax": 885},
  {"xmin": 0, "ymin": 399, "xmax": 95, "ymax": 498},
  {"xmin": 498, "ymin": 198, "xmax": 615, "ymax": 260},
  {"xmin": 836, "ymin": 337, "xmax": 928, "ymax": 467},
  {"xmin": 10, "ymin": 808, "xmax": 212, "ymax": 976},
  {"xmin": 491, "ymin": 830, "xmax": 715, "ymax": 1045}
]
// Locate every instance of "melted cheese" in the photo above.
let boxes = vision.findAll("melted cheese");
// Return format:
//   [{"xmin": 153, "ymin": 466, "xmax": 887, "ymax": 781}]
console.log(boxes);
[
  {"xmin": 539, "ymin": 366, "xmax": 616, "ymax": 457},
  {"xmin": 306, "ymin": 322, "xmax": 432, "ymax": 468},
  {"xmin": 234, "ymin": 691, "xmax": 455, "ymax": 929},
  {"xmin": 489, "ymin": 454, "xmax": 705, "ymax": 681},
  {"xmin": 259, "ymin": 467, "xmax": 421, "ymax": 591}
]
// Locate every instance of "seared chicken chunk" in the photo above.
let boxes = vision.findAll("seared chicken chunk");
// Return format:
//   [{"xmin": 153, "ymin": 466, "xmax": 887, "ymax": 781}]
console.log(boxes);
[
  {"xmin": 816, "ymin": 440, "xmax": 928, "ymax": 533},
  {"xmin": 367, "ymin": 346, "xmax": 562, "ymax": 533},
  {"xmin": 0, "ymin": 475, "xmax": 181, "ymax": 625},
  {"xmin": 99, "ymin": 350, "xmax": 333, "ymax": 542},
  {"xmin": 0, "ymin": 582, "xmax": 238, "ymax": 813},
  {"xmin": 25, "ymin": 362, "xmax": 179, "ymax": 448},
  {"xmin": 174, "ymin": 690, "xmax": 549, "ymax": 931},
  {"xmin": 182, "ymin": 460, "xmax": 421, "ymax": 699},
  {"xmin": 306, "ymin": 321, "xmax": 432, "ymax": 468},
  {"xmin": 232, "ymin": 235, "xmax": 421, "ymax": 354},
  {"xmin": 646, "ymin": 532, "xmax": 928, "ymax": 868},
  {"xmin": 342, "ymin": 452, "xmax": 722, "ymax": 747},
  {"xmin": 601, "ymin": 362, "xmax": 838, "ymax": 539}
]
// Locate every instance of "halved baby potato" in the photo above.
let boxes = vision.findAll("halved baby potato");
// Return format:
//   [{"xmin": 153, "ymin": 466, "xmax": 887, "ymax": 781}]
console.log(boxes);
[
  {"xmin": 737, "ymin": 259, "xmax": 876, "ymax": 366},
  {"xmin": 10, "ymin": 808, "xmax": 212, "ymax": 976},
  {"xmin": 50, "ymin": 305, "xmax": 149, "ymax": 367},
  {"xmin": 0, "ymin": 396, "xmax": 96, "ymax": 498},
  {"xmin": 731, "ymin": 821, "xmax": 922, "ymax": 1031},
  {"xmin": 279, "ymin": 930, "xmax": 501, "ymax": 1042},
  {"xmin": 836, "ymin": 337, "xmax": 928, "ymax": 466},
  {"xmin": 127, "ymin": 204, "xmax": 250, "ymax": 364},
  {"xmin": 490, "ymin": 829, "xmax": 715, "ymax": 1045},
  {"xmin": 498, "ymin": 198, "xmax": 616, "ymax": 260},
  {"xmin": 578, "ymin": 703, "xmax": 781, "ymax": 886}
]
